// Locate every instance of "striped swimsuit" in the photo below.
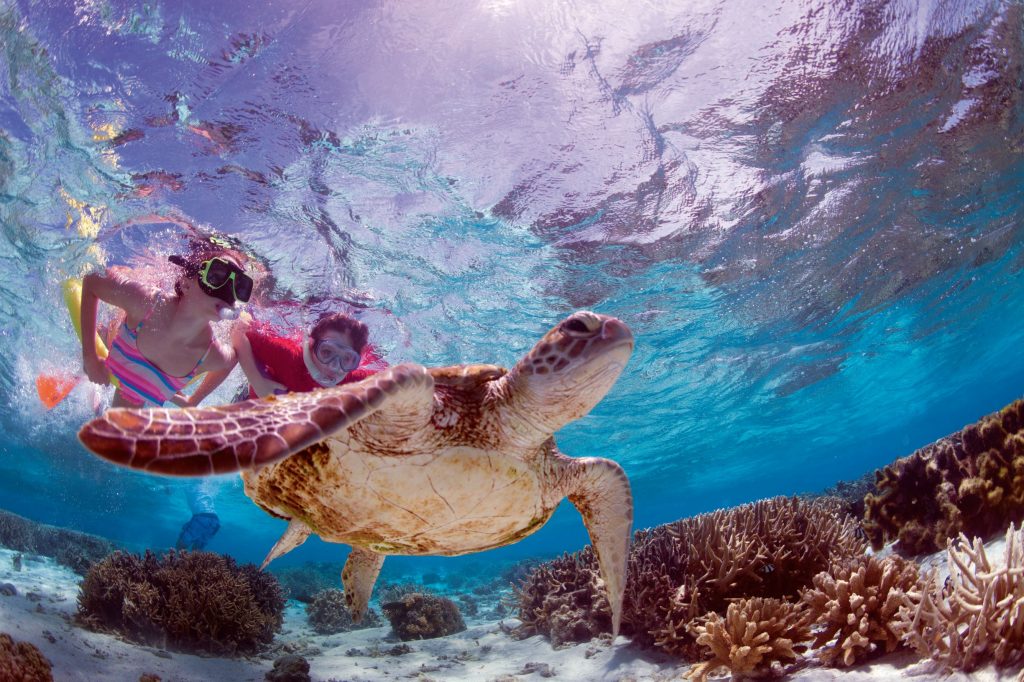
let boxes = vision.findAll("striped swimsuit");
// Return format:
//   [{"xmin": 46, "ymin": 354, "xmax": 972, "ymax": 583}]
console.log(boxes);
[{"xmin": 105, "ymin": 309, "xmax": 212, "ymax": 407}]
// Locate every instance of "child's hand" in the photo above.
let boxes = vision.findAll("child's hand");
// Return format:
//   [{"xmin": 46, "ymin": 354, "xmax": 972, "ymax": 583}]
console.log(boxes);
[
  {"xmin": 251, "ymin": 376, "xmax": 287, "ymax": 398},
  {"xmin": 83, "ymin": 353, "xmax": 110, "ymax": 386}
]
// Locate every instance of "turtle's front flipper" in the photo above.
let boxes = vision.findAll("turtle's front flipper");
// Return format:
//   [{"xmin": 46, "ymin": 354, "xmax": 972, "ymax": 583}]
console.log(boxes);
[
  {"xmin": 78, "ymin": 364, "xmax": 433, "ymax": 477},
  {"xmin": 562, "ymin": 456, "xmax": 633, "ymax": 638},
  {"xmin": 260, "ymin": 518, "xmax": 312, "ymax": 570},
  {"xmin": 341, "ymin": 547, "xmax": 385, "ymax": 622}
]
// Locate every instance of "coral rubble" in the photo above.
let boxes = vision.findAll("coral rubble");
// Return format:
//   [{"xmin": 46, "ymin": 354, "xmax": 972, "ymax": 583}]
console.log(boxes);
[
  {"xmin": 0, "ymin": 508, "xmax": 118, "ymax": 575},
  {"xmin": 863, "ymin": 399, "xmax": 1024, "ymax": 555},
  {"xmin": 305, "ymin": 589, "xmax": 381, "ymax": 634},
  {"xmin": 381, "ymin": 592, "xmax": 467, "ymax": 641},
  {"xmin": 802, "ymin": 555, "xmax": 918, "ymax": 666},
  {"xmin": 683, "ymin": 598, "xmax": 810, "ymax": 682},
  {"xmin": 0, "ymin": 632, "xmax": 53, "ymax": 682},
  {"xmin": 77, "ymin": 550, "xmax": 284, "ymax": 656},
  {"xmin": 896, "ymin": 523, "xmax": 1024, "ymax": 674}
]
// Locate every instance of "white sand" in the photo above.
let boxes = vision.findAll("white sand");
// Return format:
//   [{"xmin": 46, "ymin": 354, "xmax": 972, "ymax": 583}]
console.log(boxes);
[{"xmin": 1, "ymin": 544, "xmax": 1020, "ymax": 682}]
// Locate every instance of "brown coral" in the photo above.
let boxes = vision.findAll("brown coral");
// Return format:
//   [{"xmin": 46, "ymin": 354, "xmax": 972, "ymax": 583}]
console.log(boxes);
[
  {"xmin": 0, "ymin": 633, "xmax": 53, "ymax": 682},
  {"xmin": 513, "ymin": 545, "xmax": 610, "ymax": 647},
  {"xmin": 683, "ymin": 598, "xmax": 810, "ymax": 681},
  {"xmin": 306, "ymin": 589, "xmax": 381, "ymax": 634},
  {"xmin": 863, "ymin": 398, "xmax": 1024, "ymax": 555},
  {"xmin": 380, "ymin": 592, "xmax": 466, "ymax": 641},
  {"xmin": 0, "ymin": 508, "xmax": 119, "ymax": 575},
  {"xmin": 77, "ymin": 549, "xmax": 284, "ymax": 656},
  {"xmin": 636, "ymin": 496, "xmax": 864, "ymax": 657},
  {"xmin": 802, "ymin": 555, "xmax": 918, "ymax": 666},
  {"xmin": 516, "ymin": 495, "xmax": 864, "ymax": 658},
  {"xmin": 896, "ymin": 523, "xmax": 1024, "ymax": 673}
]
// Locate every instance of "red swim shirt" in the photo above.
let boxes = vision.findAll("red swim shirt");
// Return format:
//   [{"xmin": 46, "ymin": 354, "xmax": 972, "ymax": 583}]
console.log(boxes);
[{"xmin": 245, "ymin": 321, "xmax": 386, "ymax": 398}]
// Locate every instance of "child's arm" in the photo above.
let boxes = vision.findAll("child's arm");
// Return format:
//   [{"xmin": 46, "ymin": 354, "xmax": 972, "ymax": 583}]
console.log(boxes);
[
  {"xmin": 230, "ymin": 319, "xmax": 286, "ymax": 398},
  {"xmin": 80, "ymin": 268, "xmax": 151, "ymax": 384},
  {"xmin": 170, "ymin": 366, "xmax": 235, "ymax": 407}
]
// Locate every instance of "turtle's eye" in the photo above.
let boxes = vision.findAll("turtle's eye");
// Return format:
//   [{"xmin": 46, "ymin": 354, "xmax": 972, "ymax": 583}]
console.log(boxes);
[{"xmin": 562, "ymin": 312, "xmax": 601, "ymax": 337}]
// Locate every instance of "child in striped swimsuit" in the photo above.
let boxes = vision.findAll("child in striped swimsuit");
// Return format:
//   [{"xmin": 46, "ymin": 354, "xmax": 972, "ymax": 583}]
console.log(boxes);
[
  {"xmin": 79, "ymin": 235, "xmax": 259, "ymax": 550},
  {"xmin": 80, "ymin": 238, "xmax": 254, "ymax": 408}
]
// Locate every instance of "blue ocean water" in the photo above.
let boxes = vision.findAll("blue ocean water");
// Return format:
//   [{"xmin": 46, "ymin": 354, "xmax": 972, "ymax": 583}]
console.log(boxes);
[{"xmin": 0, "ymin": 0, "xmax": 1022, "ymax": 586}]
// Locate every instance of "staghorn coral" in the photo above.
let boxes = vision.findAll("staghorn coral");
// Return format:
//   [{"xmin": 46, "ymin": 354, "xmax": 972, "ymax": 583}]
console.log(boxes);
[
  {"xmin": 896, "ymin": 523, "xmax": 1024, "ymax": 673},
  {"xmin": 683, "ymin": 598, "xmax": 810, "ymax": 681},
  {"xmin": 802, "ymin": 555, "xmax": 919, "ymax": 666},
  {"xmin": 305, "ymin": 589, "xmax": 381, "ymax": 634},
  {"xmin": 381, "ymin": 592, "xmax": 466, "ymax": 641},
  {"xmin": 516, "ymin": 495, "xmax": 864, "ymax": 657},
  {"xmin": 863, "ymin": 398, "xmax": 1024, "ymax": 555},
  {"xmin": 636, "ymin": 496, "xmax": 864, "ymax": 657},
  {"xmin": 513, "ymin": 546, "xmax": 610, "ymax": 647},
  {"xmin": 0, "ymin": 633, "xmax": 53, "ymax": 682},
  {"xmin": 0, "ymin": 508, "xmax": 119, "ymax": 575},
  {"xmin": 77, "ymin": 549, "xmax": 284, "ymax": 656}
]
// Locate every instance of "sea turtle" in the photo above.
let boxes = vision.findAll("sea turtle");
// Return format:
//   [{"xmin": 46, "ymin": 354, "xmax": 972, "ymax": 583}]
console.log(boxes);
[{"xmin": 78, "ymin": 310, "xmax": 635, "ymax": 636}]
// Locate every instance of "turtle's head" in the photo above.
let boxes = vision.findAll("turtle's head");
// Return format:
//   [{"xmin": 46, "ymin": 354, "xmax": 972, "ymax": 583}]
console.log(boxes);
[{"xmin": 505, "ymin": 311, "xmax": 633, "ymax": 436}]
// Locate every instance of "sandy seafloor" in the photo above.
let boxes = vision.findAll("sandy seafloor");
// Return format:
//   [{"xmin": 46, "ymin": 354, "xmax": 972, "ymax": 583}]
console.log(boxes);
[{"xmin": 1, "ymin": 543, "xmax": 1021, "ymax": 682}]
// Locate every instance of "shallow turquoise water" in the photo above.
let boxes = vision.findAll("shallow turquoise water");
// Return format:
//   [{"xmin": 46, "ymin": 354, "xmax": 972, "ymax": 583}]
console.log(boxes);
[{"xmin": 1, "ymin": 0, "xmax": 1023, "ymax": 576}]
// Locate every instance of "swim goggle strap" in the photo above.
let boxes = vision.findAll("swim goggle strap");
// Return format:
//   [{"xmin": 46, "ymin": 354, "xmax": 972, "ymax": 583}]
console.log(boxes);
[
  {"xmin": 312, "ymin": 337, "xmax": 361, "ymax": 373},
  {"xmin": 196, "ymin": 257, "xmax": 254, "ymax": 304}
]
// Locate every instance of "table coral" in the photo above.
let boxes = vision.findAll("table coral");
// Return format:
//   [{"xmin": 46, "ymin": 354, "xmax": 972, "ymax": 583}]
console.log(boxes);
[
  {"xmin": 683, "ymin": 598, "xmax": 810, "ymax": 682},
  {"xmin": 863, "ymin": 398, "xmax": 1024, "ymax": 555},
  {"xmin": 896, "ymin": 523, "xmax": 1024, "ymax": 673},
  {"xmin": 802, "ymin": 555, "xmax": 919, "ymax": 666}
]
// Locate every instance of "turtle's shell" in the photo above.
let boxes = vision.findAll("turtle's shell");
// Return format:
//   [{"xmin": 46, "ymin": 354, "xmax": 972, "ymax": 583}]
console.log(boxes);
[{"xmin": 241, "ymin": 363, "xmax": 557, "ymax": 556}]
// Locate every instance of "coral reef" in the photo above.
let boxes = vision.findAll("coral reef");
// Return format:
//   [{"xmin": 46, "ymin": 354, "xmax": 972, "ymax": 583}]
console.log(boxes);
[
  {"xmin": 381, "ymin": 592, "xmax": 466, "ymax": 641},
  {"xmin": 305, "ymin": 589, "xmax": 381, "ymax": 634},
  {"xmin": 77, "ymin": 550, "xmax": 284, "ymax": 656},
  {"xmin": 801, "ymin": 555, "xmax": 919, "ymax": 666},
  {"xmin": 0, "ymin": 633, "xmax": 53, "ymax": 682},
  {"xmin": 683, "ymin": 598, "xmax": 810, "ymax": 682},
  {"xmin": 265, "ymin": 654, "xmax": 311, "ymax": 682},
  {"xmin": 516, "ymin": 496, "xmax": 864, "ymax": 657},
  {"xmin": 896, "ymin": 523, "xmax": 1024, "ymax": 674},
  {"xmin": 0, "ymin": 508, "xmax": 119, "ymax": 575},
  {"xmin": 512, "ymin": 546, "xmax": 610, "ymax": 648},
  {"xmin": 269, "ymin": 562, "xmax": 344, "ymax": 603},
  {"xmin": 863, "ymin": 399, "xmax": 1024, "ymax": 555}
]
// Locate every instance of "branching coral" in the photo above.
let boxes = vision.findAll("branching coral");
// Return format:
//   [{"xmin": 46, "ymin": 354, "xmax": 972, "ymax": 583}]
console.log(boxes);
[
  {"xmin": 635, "ymin": 496, "xmax": 864, "ymax": 657},
  {"xmin": 896, "ymin": 523, "xmax": 1024, "ymax": 673},
  {"xmin": 863, "ymin": 398, "xmax": 1024, "ymax": 555},
  {"xmin": 305, "ymin": 589, "xmax": 381, "ymax": 634},
  {"xmin": 77, "ymin": 550, "xmax": 284, "ymax": 656},
  {"xmin": 683, "ymin": 598, "xmax": 810, "ymax": 681},
  {"xmin": 0, "ymin": 508, "xmax": 118, "ymax": 575},
  {"xmin": 381, "ymin": 592, "xmax": 466, "ymax": 641},
  {"xmin": 513, "ymin": 546, "xmax": 610, "ymax": 647},
  {"xmin": 0, "ymin": 633, "xmax": 53, "ymax": 682},
  {"xmin": 802, "ymin": 555, "xmax": 919, "ymax": 666},
  {"xmin": 516, "ymin": 496, "xmax": 864, "ymax": 657}
]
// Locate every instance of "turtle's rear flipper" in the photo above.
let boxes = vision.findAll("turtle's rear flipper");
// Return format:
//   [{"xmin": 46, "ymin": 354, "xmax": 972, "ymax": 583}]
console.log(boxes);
[
  {"xmin": 341, "ymin": 547, "xmax": 385, "ymax": 622},
  {"xmin": 563, "ymin": 456, "xmax": 633, "ymax": 639},
  {"xmin": 77, "ymin": 363, "xmax": 433, "ymax": 477},
  {"xmin": 261, "ymin": 518, "xmax": 313, "ymax": 570}
]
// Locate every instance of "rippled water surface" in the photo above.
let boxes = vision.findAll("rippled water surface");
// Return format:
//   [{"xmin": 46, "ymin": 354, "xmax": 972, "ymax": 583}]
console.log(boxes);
[{"xmin": 1, "ymin": 0, "xmax": 1022, "ymax": 564}]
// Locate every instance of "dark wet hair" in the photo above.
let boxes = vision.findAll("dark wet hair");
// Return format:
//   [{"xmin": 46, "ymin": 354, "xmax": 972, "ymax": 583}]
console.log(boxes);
[
  {"xmin": 168, "ymin": 235, "xmax": 256, "ymax": 297},
  {"xmin": 310, "ymin": 313, "xmax": 369, "ymax": 352}
]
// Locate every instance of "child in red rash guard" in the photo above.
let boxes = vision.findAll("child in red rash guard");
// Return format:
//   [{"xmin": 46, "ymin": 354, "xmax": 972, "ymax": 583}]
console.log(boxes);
[{"xmin": 232, "ymin": 312, "xmax": 386, "ymax": 398}]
